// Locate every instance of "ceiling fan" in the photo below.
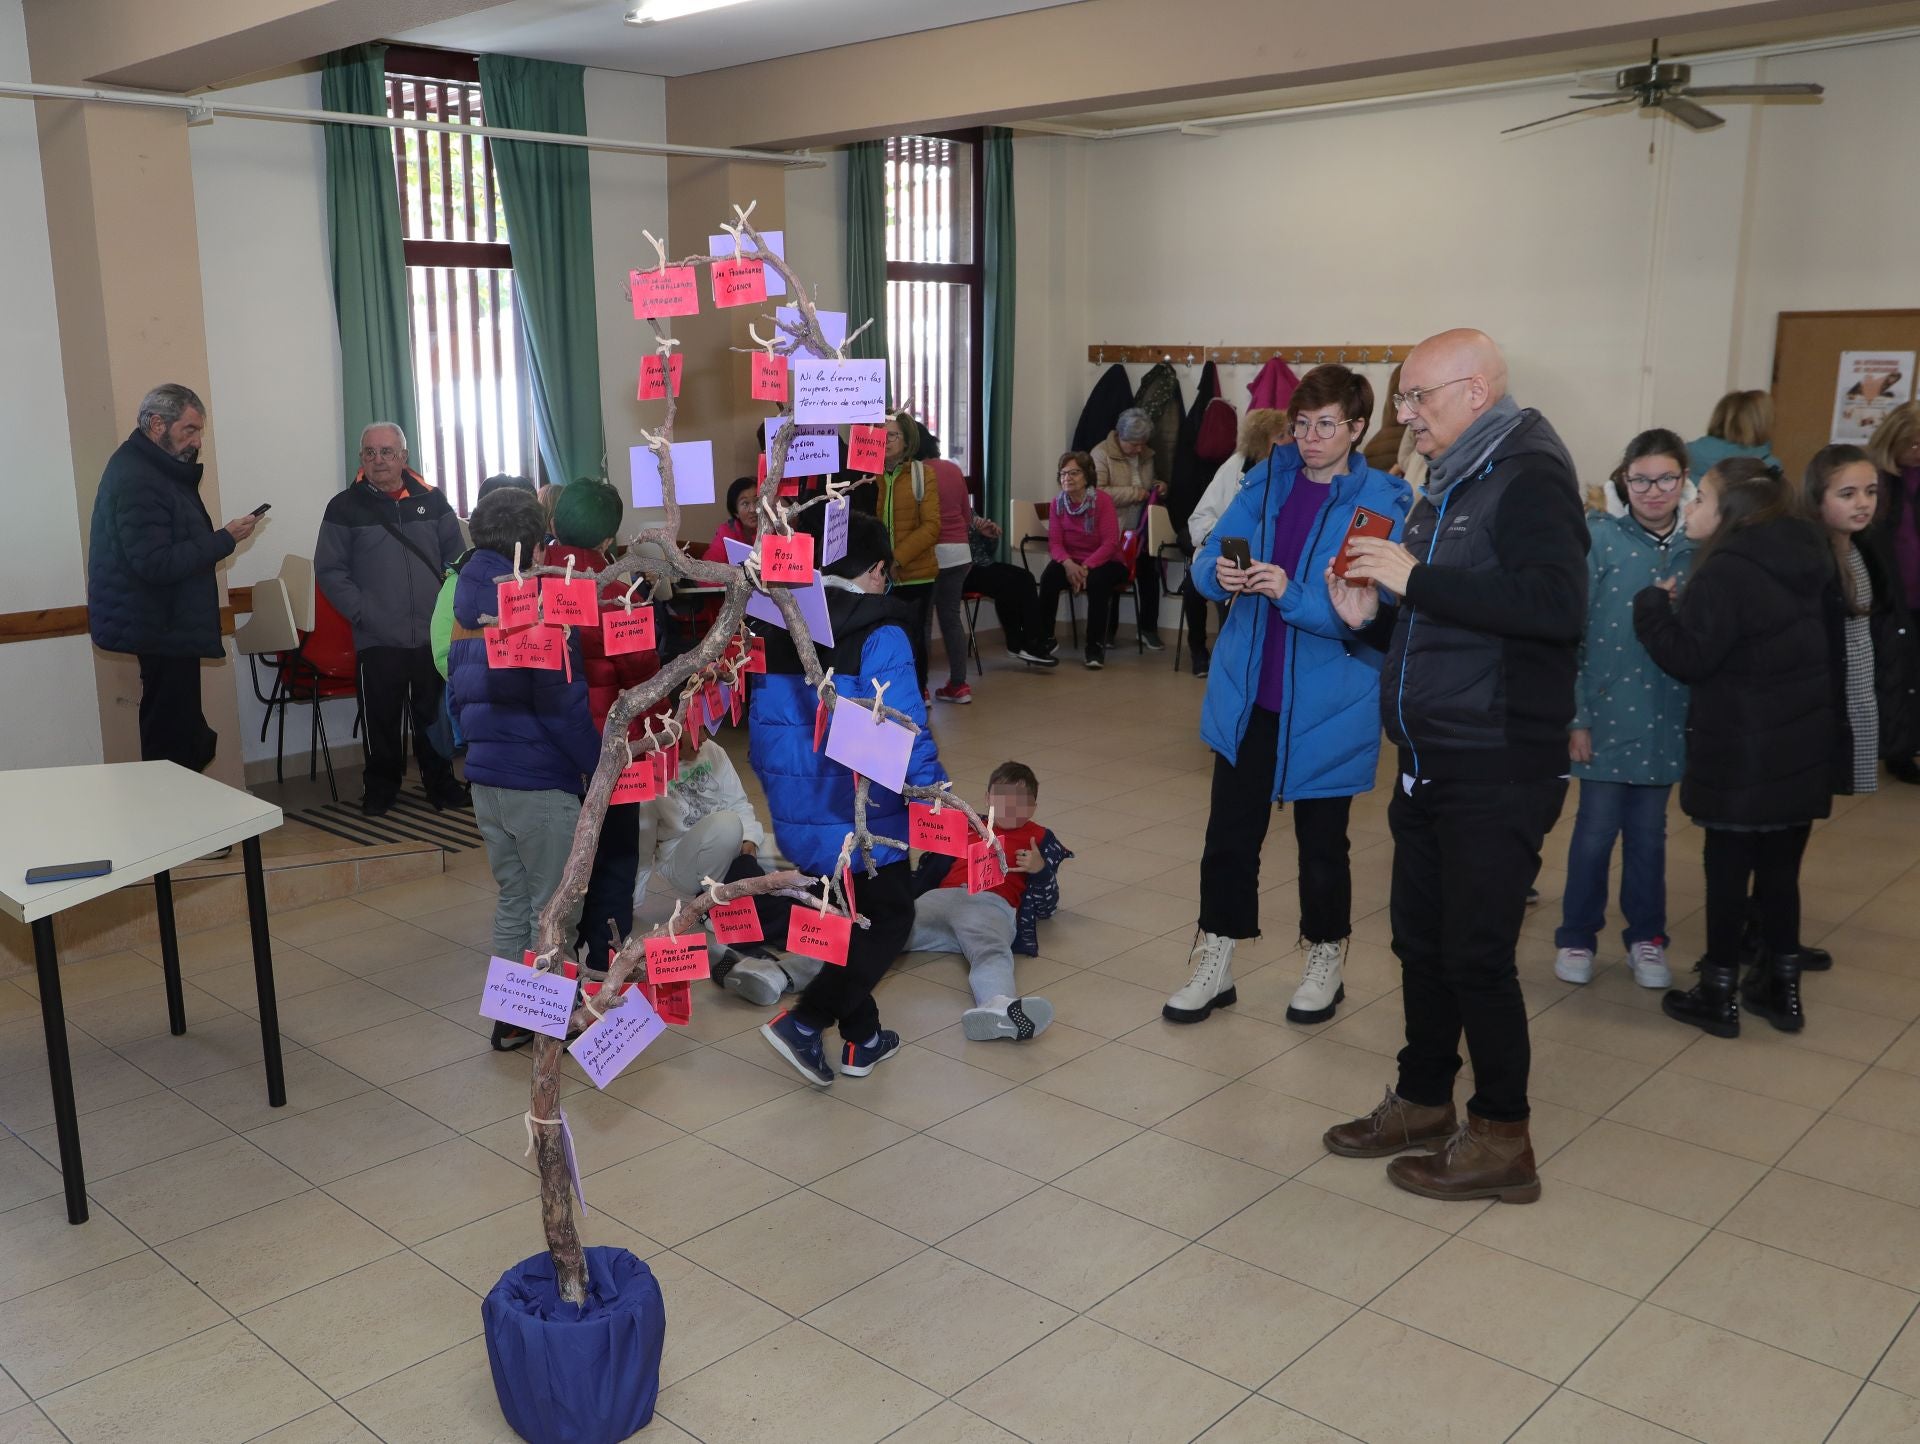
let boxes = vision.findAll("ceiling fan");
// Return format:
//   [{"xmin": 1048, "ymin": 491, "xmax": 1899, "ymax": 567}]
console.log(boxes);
[{"xmin": 1502, "ymin": 40, "xmax": 1823, "ymax": 135}]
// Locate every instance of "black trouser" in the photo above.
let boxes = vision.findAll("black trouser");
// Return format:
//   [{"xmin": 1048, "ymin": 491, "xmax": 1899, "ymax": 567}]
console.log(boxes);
[
  {"xmin": 1183, "ymin": 586, "xmax": 1227, "ymax": 661},
  {"xmin": 724, "ymin": 851, "xmax": 797, "ymax": 946},
  {"xmin": 899, "ymin": 584, "xmax": 934, "ymax": 691},
  {"xmin": 576, "ymin": 801, "xmax": 640, "ymax": 963},
  {"xmin": 964, "ymin": 562, "xmax": 1043, "ymax": 655},
  {"xmin": 792, "ymin": 859, "xmax": 914, "ymax": 1041},
  {"xmin": 1198, "ymin": 706, "xmax": 1352, "ymax": 942},
  {"xmin": 137, "ymin": 653, "xmax": 217, "ymax": 772},
  {"xmin": 357, "ymin": 643, "xmax": 454, "ymax": 794},
  {"xmin": 1707, "ymin": 824, "xmax": 1810, "ymax": 966},
  {"xmin": 1129, "ymin": 560, "xmax": 1162, "ymax": 641},
  {"xmin": 1390, "ymin": 776, "xmax": 1567, "ymax": 1124},
  {"xmin": 1037, "ymin": 559, "xmax": 1128, "ymax": 654}
]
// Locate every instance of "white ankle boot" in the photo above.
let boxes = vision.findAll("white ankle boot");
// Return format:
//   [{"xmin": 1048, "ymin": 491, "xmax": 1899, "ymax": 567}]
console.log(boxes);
[
  {"xmin": 1164, "ymin": 931, "xmax": 1236, "ymax": 1024},
  {"xmin": 1288, "ymin": 939, "xmax": 1347, "ymax": 1023}
]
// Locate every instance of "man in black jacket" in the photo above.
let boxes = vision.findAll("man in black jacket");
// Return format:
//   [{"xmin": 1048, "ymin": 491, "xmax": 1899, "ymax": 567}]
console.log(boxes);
[
  {"xmin": 1318, "ymin": 330, "xmax": 1588, "ymax": 1206},
  {"xmin": 87, "ymin": 384, "xmax": 259, "ymax": 771}
]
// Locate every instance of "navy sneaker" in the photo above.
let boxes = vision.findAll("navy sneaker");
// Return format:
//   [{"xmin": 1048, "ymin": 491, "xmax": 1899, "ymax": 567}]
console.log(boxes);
[
  {"xmin": 839, "ymin": 1029, "xmax": 901, "ymax": 1077},
  {"xmin": 761, "ymin": 1010, "xmax": 833, "ymax": 1086}
]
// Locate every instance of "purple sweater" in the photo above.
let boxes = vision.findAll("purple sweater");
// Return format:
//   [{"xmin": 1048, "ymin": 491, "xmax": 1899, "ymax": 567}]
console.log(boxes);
[{"xmin": 1255, "ymin": 476, "xmax": 1334, "ymax": 713}]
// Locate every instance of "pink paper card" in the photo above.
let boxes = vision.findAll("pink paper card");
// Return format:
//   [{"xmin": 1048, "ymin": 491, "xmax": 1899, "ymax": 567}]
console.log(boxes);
[
  {"xmin": 645, "ymin": 932, "xmax": 710, "ymax": 984},
  {"xmin": 508, "ymin": 624, "xmax": 565, "ymax": 671},
  {"xmin": 779, "ymin": 475, "xmax": 801, "ymax": 498},
  {"xmin": 708, "ymin": 228, "xmax": 787, "ymax": 297},
  {"xmin": 788, "ymin": 908, "xmax": 851, "ymax": 967},
  {"xmin": 761, "ymin": 532, "xmax": 815, "ymax": 586},
  {"xmin": 637, "ymin": 353, "xmax": 685, "ymax": 400},
  {"xmin": 610, "ymin": 759, "xmax": 660, "ymax": 804},
  {"xmin": 631, "ymin": 266, "xmax": 698, "ymax": 319},
  {"xmin": 542, "ymin": 576, "xmax": 599, "ymax": 626},
  {"xmin": 484, "ymin": 626, "xmax": 513, "ymax": 668},
  {"xmin": 847, "ymin": 424, "xmax": 886, "ymax": 474},
  {"xmin": 709, "ymin": 895, "xmax": 763, "ymax": 944},
  {"xmin": 813, "ymin": 694, "xmax": 830, "ymax": 752},
  {"xmin": 756, "ymin": 453, "xmax": 767, "ymax": 484},
  {"xmin": 824, "ymin": 696, "xmax": 913, "ymax": 793},
  {"xmin": 751, "ymin": 352, "xmax": 788, "ymax": 402},
  {"xmin": 497, "ymin": 578, "xmax": 540, "ymax": 629},
  {"xmin": 664, "ymin": 739, "xmax": 682, "ymax": 780},
  {"xmin": 722, "ymin": 537, "xmax": 834, "ymax": 645},
  {"xmin": 967, "ymin": 839, "xmax": 1007, "ymax": 896},
  {"xmin": 711, "ymin": 258, "xmax": 767, "ymax": 308},
  {"xmin": 567, "ymin": 992, "xmax": 667, "ymax": 1089},
  {"xmin": 641, "ymin": 978, "xmax": 692, "ymax": 1025},
  {"xmin": 909, "ymin": 802, "xmax": 972, "ymax": 858},
  {"xmin": 728, "ymin": 681, "xmax": 742, "ymax": 725},
  {"xmin": 602, "ymin": 605, "xmax": 656, "ymax": 655},
  {"xmin": 479, "ymin": 955, "xmax": 578, "ymax": 1039},
  {"xmin": 650, "ymin": 746, "xmax": 670, "ymax": 791},
  {"xmin": 841, "ymin": 863, "xmax": 857, "ymax": 914},
  {"xmin": 747, "ymin": 635, "xmax": 767, "ymax": 673}
]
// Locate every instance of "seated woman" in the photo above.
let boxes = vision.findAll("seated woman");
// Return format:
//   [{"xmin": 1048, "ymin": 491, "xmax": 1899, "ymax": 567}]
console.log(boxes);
[
  {"xmin": 1034, "ymin": 451, "xmax": 1127, "ymax": 670},
  {"xmin": 703, "ymin": 476, "xmax": 760, "ymax": 561}
]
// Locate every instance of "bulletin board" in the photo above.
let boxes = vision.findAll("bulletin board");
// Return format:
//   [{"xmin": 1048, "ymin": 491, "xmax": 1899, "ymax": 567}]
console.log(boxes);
[{"xmin": 1772, "ymin": 309, "xmax": 1920, "ymax": 477}]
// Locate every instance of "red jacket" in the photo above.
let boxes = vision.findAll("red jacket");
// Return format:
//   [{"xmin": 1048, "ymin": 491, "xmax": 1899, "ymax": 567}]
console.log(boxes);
[{"xmin": 544, "ymin": 544, "xmax": 662, "ymax": 737}]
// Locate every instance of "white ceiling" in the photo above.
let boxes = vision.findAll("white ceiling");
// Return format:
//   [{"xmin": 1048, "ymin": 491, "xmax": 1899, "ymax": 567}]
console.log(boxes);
[{"xmin": 391, "ymin": 0, "xmax": 1089, "ymax": 78}]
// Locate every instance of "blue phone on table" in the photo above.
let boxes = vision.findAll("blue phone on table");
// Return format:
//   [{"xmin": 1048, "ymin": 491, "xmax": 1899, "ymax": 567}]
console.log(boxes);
[{"xmin": 25, "ymin": 860, "xmax": 112, "ymax": 884}]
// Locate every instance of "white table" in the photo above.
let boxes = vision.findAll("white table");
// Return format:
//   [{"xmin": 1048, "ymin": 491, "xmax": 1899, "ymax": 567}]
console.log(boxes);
[{"xmin": 0, "ymin": 762, "xmax": 287, "ymax": 1224}]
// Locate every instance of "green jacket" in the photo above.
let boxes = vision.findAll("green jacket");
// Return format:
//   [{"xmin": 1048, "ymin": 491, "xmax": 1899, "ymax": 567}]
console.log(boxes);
[{"xmin": 1573, "ymin": 510, "xmax": 1693, "ymax": 786}]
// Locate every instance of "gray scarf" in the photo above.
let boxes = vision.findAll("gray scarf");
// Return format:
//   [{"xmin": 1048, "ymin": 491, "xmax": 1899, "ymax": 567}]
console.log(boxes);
[{"xmin": 1423, "ymin": 394, "xmax": 1524, "ymax": 499}]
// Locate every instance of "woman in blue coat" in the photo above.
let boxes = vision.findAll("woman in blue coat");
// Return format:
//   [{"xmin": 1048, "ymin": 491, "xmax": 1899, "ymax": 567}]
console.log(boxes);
[{"xmin": 1165, "ymin": 366, "xmax": 1412, "ymax": 1027}]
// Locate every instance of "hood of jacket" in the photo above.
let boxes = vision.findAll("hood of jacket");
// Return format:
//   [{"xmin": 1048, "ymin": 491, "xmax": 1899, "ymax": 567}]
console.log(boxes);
[{"xmin": 1708, "ymin": 514, "xmax": 1832, "ymax": 593}]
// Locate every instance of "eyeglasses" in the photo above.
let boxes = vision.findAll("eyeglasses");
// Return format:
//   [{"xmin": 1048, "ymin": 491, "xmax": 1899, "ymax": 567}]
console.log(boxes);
[
  {"xmin": 1625, "ymin": 473, "xmax": 1684, "ymax": 493},
  {"xmin": 1291, "ymin": 417, "xmax": 1358, "ymax": 440},
  {"xmin": 360, "ymin": 447, "xmax": 402, "ymax": 461},
  {"xmin": 1391, "ymin": 378, "xmax": 1472, "ymax": 412}
]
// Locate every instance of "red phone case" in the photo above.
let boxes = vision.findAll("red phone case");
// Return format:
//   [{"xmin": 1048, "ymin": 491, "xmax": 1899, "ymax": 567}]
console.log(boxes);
[{"xmin": 1332, "ymin": 508, "xmax": 1394, "ymax": 578}]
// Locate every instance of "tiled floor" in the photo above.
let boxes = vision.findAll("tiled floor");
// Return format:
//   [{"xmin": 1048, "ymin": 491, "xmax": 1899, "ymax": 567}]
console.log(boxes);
[{"xmin": 4, "ymin": 641, "xmax": 1920, "ymax": 1442}]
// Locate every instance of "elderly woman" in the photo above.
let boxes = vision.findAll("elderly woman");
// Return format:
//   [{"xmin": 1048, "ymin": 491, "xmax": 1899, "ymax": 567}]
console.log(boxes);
[{"xmin": 1089, "ymin": 407, "xmax": 1166, "ymax": 651}]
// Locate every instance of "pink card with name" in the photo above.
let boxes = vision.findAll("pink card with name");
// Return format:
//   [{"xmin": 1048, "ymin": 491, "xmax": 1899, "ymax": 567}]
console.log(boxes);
[
  {"xmin": 632, "ymin": 266, "xmax": 698, "ymax": 319},
  {"xmin": 709, "ymin": 896, "xmax": 763, "ymax": 944},
  {"xmin": 541, "ymin": 576, "xmax": 598, "ymax": 626},
  {"xmin": 610, "ymin": 759, "xmax": 660, "ymax": 804},
  {"xmin": 637, "ymin": 353, "xmax": 685, "ymax": 400},
  {"xmin": 848, "ymin": 424, "xmax": 886, "ymax": 474},
  {"xmin": 788, "ymin": 908, "xmax": 851, "ymax": 966},
  {"xmin": 602, "ymin": 605, "xmax": 656, "ymax": 655},
  {"xmin": 484, "ymin": 626, "xmax": 513, "ymax": 668},
  {"xmin": 761, "ymin": 532, "xmax": 815, "ymax": 586},
  {"xmin": 967, "ymin": 839, "xmax": 1007, "ymax": 896},
  {"xmin": 497, "ymin": 578, "xmax": 539, "ymax": 629},
  {"xmin": 711, "ymin": 258, "xmax": 767, "ymax": 308},
  {"xmin": 645, "ymin": 933, "xmax": 710, "ymax": 984},
  {"xmin": 909, "ymin": 802, "xmax": 972, "ymax": 858},
  {"xmin": 508, "ymin": 624, "xmax": 565, "ymax": 671},
  {"xmin": 751, "ymin": 352, "xmax": 788, "ymax": 402}
]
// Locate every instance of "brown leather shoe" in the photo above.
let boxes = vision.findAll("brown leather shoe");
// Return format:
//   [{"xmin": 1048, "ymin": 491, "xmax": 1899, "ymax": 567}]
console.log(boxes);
[
  {"xmin": 1387, "ymin": 1112, "xmax": 1540, "ymax": 1204},
  {"xmin": 1322, "ymin": 1088, "xmax": 1457, "ymax": 1159}
]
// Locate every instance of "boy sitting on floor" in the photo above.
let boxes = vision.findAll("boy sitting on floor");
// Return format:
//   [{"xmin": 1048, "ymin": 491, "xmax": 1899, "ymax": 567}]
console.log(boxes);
[{"xmin": 909, "ymin": 761, "xmax": 1072, "ymax": 1041}]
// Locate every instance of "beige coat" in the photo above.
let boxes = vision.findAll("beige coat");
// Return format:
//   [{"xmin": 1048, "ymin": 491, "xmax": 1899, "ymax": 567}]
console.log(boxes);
[{"xmin": 1090, "ymin": 432, "xmax": 1154, "ymax": 529}]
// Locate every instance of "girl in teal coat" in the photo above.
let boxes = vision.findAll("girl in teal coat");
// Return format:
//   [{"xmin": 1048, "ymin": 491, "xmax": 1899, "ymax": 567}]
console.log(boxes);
[{"xmin": 1554, "ymin": 430, "xmax": 1694, "ymax": 989}]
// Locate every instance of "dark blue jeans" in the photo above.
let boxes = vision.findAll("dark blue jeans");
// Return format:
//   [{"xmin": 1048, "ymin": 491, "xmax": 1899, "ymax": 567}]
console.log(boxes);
[{"xmin": 1554, "ymin": 780, "xmax": 1671, "ymax": 954}]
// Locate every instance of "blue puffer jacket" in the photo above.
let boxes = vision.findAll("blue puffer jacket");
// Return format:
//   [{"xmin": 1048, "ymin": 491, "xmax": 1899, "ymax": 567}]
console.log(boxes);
[
  {"xmin": 1573, "ymin": 511, "xmax": 1693, "ymax": 786},
  {"xmin": 1194, "ymin": 444, "xmax": 1412, "ymax": 801},
  {"xmin": 750, "ymin": 581, "xmax": 946, "ymax": 876},
  {"xmin": 86, "ymin": 430, "xmax": 237, "ymax": 658},
  {"xmin": 446, "ymin": 549, "xmax": 603, "ymax": 793}
]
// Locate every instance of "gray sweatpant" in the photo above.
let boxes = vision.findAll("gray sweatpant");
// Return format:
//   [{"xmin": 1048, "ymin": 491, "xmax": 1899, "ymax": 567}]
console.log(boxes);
[
  {"xmin": 909, "ymin": 887, "xmax": 1018, "ymax": 1005},
  {"xmin": 472, "ymin": 784, "xmax": 584, "ymax": 960}
]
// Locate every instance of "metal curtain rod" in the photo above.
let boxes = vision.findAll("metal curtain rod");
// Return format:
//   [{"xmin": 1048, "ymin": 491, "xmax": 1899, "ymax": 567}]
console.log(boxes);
[
  {"xmin": 1090, "ymin": 344, "xmax": 1413, "ymax": 366},
  {"xmin": 0, "ymin": 77, "xmax": 824, "ymax": 168}
]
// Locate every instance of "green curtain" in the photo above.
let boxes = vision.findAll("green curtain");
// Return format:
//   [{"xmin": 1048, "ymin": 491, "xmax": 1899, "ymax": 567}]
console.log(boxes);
[
  {"xmin": 845, "ymin": 140, "xmax": 889, "ymax": 364},
  {"xmin": 322, "ymin": 44, "xmax": 418, "ymax": 480},
  {"xmin": 983, "ymin": 127, "xmax": 1017, "ymax": 548},
  {"xmin": 479, "ymin": 55, "xmax": 606, "ymax": 484}
]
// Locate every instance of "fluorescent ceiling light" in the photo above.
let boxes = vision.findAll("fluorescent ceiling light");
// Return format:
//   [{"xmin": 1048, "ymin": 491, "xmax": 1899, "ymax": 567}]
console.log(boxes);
[{"xmin": 625, "ymin": 0, "xmax": 757, "ymax": 23}]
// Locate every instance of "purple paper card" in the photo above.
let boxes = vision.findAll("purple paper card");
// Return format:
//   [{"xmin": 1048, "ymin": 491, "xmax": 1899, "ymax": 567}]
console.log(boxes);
[
  {"xmin": 792, "ymin": 358, "xmax": 888, "ymax": 426},
  {"xmin": 723, "ymin": 536, "xmax": 835, "ymax": 646},
  {"xmin": 776, "ymin": 305, "xmax": 847, "ymax": 356},
  {"xmin": 631, "ymin": 439, "xmax": 716, "ymax": 508},
  {"xmin": 567, "ymin": 992, "xmax": 667, "ymax": 1089},
  {"xmin": 479, "ymin": 956, "xmax": 578, "ymax": 1040},
  {"xmin": 559, "ymin": 1108, "xmax": 587, "ymax": 1214},
  {"xmin": 765, "ymin": 417, "xmax": 839, "ymax": 479},
  {"xmin": 824, "ymin": 694, "xmax": 913, "ymax": 793},
  {"xmin": 822, "ymin": 496, "xmax": 850, "ymax": 567},
  {"xmin": 708, "ymin": 228, "xmax": 786, "ymax": 297}
]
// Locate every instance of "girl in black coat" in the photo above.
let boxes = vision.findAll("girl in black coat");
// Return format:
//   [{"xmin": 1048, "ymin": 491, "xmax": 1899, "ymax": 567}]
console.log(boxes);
[{"xmin": 1633, "ymin": 458, "xmax": 1838, "ymax": 1039}]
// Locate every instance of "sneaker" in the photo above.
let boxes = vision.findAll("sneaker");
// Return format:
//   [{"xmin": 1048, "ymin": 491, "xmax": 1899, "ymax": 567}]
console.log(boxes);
[
  {"xmin": 1084, "ymin": 645, "xmax": 1105, "ymax": 671},
  {"xmin": 1012, "ymin": 646, "xmax": 1060, "ymax": 668},
  {"xmin": 840, "ymin": 1028, "xmax": 901, "ymax": 1077},
  {"xmin": 963, "ymin": 995, "xmax": 1054, "ymax": 1041},
  {"xmin": 1164, "ymin": 930, "xmax": 1236, "ymax": 1023},
  {"xmin": 934, "ymin": 682, "xmax": 974, "ymax": 705},
  {"xmin": 1629, "ymin": 939, "xmax": 1672, "ymax": 989},
  {"xmin": 1553, "ymin": 947, "xmax": 1595, "ymax": 984},
  {"xmin": 761, "ymin": 1010, "xmax": 833, "ymax": 1085},
  {"xmin": 1525, "ymin": 887, "xmax": 1540, "ymax": 908},
  {"xmin": 717, "ymin": 949, "xmax": 788, "ymax": 1007},
  {"xmin": 1287, "ymin": 939, "xmax": 1347, "ymax": 1023},
  {"xmin": 1192, "ymin": 650, "xmax": 1210, "ymax": 679},
  {"xmin": 1139, "ymin": 632, "xmax": 1166, "ymax": 652},
  {"xmin": 490, "ymin": 1020, "xmax": 534, "ymax": 1052}
]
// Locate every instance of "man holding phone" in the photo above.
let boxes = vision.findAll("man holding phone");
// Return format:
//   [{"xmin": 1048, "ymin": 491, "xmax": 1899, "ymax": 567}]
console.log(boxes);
[{"xmin": 1321, "ymin": 329, "xmax": 1588, "ymax": 1208}]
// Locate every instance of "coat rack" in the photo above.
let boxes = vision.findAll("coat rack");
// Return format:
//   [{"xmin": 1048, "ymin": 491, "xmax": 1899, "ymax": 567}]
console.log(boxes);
[{"xmin": 1086, "ymin": 344, "xmax": 1411, "ymax": 367}]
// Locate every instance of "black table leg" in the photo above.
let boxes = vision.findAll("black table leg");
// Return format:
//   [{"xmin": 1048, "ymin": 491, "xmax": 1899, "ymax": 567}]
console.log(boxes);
[
  {"xmin": 241, "ymin": 836, "xmax": 286, "ymax": 1108},
  {"xmin": 153, "ymin": 869, "xmax": 186, "ymax": 1036},
  {"xmin": 32, "ymin": 917, "xmax": 88, "ymax": 1225}
]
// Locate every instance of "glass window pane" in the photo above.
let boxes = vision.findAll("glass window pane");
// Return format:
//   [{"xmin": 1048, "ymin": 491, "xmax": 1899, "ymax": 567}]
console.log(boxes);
[
  {"xmin": 886, "ymin": 278, "xmax": 972, "ymax": 472},
  {"xmin": 883, "ymin": 135, "xmax": 973, "ymax": 265}
]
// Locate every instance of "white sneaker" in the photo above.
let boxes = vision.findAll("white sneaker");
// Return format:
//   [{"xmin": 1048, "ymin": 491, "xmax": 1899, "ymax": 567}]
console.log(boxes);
[
  {"xmin": 1629, "ymin": 939, "xmax": 1672, "ymax": 989},
  {"xmin": 1163, "ymin": 931, "xmax": 1236, "ymax": 1023},
  {"xmin": 962, "ymin": 995, "xmax": 1055, "ymax": 1041},
  {"xmin": 1554, "ymin": 947, "xmax": 1595, "ymax": 984},
  {"xmin": 1287, "ymin": 939, "xmax": 1347, "ymax": 1023}
]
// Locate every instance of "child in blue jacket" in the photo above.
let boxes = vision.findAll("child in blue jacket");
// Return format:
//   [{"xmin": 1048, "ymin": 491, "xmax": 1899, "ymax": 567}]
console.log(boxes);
[{"xmin": 750, "ymin": 508, "xmax": 946, "ymax": 1084}]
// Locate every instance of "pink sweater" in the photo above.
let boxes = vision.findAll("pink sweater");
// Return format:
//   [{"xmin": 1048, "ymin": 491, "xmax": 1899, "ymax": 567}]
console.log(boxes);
[{"xmin": 1049, "ymin": 490, "xmax": 1121, "ymax": 568}]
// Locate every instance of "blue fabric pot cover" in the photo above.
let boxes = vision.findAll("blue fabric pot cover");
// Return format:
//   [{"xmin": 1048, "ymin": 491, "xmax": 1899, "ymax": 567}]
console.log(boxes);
[{"xmin": 483, "ymin": 1247, "xmax": 665, "ymax": 1444}]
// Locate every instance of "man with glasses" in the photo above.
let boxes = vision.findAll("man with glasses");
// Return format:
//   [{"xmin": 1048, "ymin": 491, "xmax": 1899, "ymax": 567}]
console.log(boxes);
[
  {"xmin": 1319, "ymin": 330, "xmax": 1588, "ymax": 1207},
  {"xmin": 316, "ymin": 422, "xmax": 469, "ymax": 816}
]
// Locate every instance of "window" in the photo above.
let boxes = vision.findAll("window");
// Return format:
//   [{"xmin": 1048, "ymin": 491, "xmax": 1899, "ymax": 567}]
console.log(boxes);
[
  {"xmin": 384, "ymin": 47, "xmax": 541, "ymax": 513},
  {"xmin": 884, "ymin": 133, "xmax": 984, "ymax": 480}
]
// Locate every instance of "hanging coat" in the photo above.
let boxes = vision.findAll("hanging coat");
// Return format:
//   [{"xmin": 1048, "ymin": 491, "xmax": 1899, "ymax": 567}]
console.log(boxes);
[
  {"xmin": 1167, "ymin": 362, "xmax": 1219, "ymax": 537},
  {"xmin": 1133, "ymin": 362, "xmax": 1184, "ymax": 486},
  {"xmin": 1071, "ymin": 363, "xmax": 1135, "ymax": 454},
  {"xmin": 1249, "ymin": 356, "xmax": 1301, "ymax": 411}
]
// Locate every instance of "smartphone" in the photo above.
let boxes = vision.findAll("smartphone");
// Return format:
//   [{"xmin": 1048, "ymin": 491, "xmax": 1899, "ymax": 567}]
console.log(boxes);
[
  {"xmin": 25, "ymin": 860, "xmax": 112, "ymax": 884},
  {"xmin": 1218, "ymin": 536, "xmax": 1252, "ymax": 571},
  {"xmin": 250, "ymin": 503, "xmax": 272, "ymax": 517},
  {"xmin": 1332, "ymin": 507, "xmax": 1395, "ymax": 578}
]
